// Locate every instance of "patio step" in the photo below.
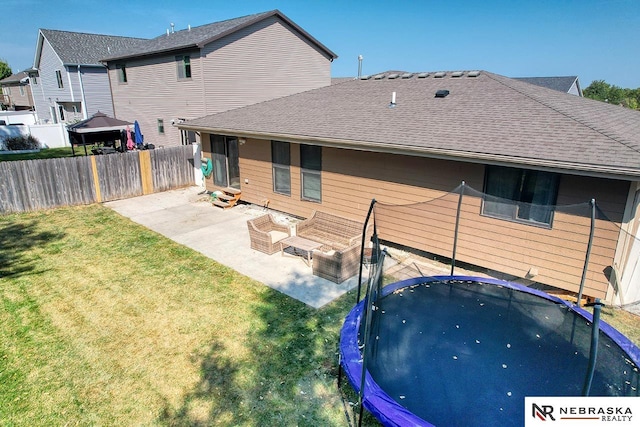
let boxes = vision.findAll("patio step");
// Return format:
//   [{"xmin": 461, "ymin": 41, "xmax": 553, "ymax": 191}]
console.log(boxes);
[{"xmin": 212, "ymin": 187, "xmax": 241, "ymax": 209}]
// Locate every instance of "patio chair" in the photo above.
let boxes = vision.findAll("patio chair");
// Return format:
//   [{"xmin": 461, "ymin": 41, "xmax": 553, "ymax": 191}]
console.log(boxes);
[
  {"xmin": 247, "ymin": 214, "xmax": 291, "ymax": 255},
  {"xmin": 312, "ymin": 242, "xmax": 361, "ymax": 284}
]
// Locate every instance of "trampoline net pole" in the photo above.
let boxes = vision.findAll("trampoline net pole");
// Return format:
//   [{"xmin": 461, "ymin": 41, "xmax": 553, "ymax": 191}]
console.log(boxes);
[
  {"xmin": 577, "ymin": 199, "xmax": 596, "ymax": 307},
  {"xmin": 357, "ymin": 244, "xmax": 385, "ymax": 422},
  {"xmin": 357, "ymin": 199, "xmax": 377, "ymax": 303},
  {"xmin": 451, "ymin": 181, "xmax": 465, "ymax": 276},
  {"xmin": 582, "ymin": 299, "xmax": 604, "ymax": 395}
]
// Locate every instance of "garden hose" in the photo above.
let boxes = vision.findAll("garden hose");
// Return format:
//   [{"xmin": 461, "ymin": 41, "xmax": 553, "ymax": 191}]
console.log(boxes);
[{"xmin": 201, "ymin": 158, "xmax": 213, "ymax": 178}]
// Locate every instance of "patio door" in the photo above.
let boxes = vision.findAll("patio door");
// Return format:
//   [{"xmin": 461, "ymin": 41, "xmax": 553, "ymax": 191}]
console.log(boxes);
[{"xmin": 210, "ymin": 134, "xmax": 240, "ymax": 190}]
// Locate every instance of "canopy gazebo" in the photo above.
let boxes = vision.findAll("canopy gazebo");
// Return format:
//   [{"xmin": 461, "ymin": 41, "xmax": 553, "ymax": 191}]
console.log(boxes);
[{"xmin": 67, "ymin": 112, "xmax": 133, "ymax": 156}]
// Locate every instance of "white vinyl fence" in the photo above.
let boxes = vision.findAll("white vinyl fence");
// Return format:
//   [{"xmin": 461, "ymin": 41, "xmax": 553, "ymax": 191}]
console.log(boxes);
[{"xmin": 0, "ymin": 122, "xmax": 70, "ymax": 150}]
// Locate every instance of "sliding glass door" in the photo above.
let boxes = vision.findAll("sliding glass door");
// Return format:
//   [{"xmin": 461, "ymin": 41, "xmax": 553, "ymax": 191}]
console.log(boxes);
[{"xmin": 210, "ymin": 135, "xmax": 240, "ymax": 190}]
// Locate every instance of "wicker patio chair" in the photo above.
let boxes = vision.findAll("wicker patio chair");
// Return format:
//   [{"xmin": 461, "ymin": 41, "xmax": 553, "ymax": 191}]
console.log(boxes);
[
  {"xmin": 247, "ymin": 214, "xmax": 291, "ymax": 255},
  {"xmin": 312, "ymin": 242, "xmax": 361, "ymax": 283}
]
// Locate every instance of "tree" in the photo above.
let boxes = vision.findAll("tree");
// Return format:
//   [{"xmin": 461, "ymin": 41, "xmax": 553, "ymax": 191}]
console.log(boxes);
[
  {"xmin": 584, "ymin": 80, "xmax": 611, "ymax": 102},
  {"xmin": 0, "ymin": 59, "xmax": 11, "ymax": 80},
  {"xmin": 584, "ymin": 80, "xmax": 640, "ymax": 110}
]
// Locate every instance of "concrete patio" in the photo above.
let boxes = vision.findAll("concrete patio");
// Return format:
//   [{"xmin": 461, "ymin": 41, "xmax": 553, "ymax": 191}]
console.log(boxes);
[
  {"xmin": 105, "ymin": 186, "xmax": 366, "ymax": 308},
  {"xmin": 105, "ymin": 186, "xmax": 488, "ymax": 309}
]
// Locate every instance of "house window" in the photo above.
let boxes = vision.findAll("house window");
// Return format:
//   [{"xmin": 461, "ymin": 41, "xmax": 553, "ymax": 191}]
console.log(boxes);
[
  {"xmin": 482, "ymin": 165, "xmax": 560, "ymax": 227},
  {"xmin": 176, "ymin": 55, "xmax": 191, "ymax": 79},
  {"xmin": 58, "ymin": 105, "xmax": 65, "ymax": 121},
  {"xmin": 19, "ymin": 86, "xmax": 25, "ymax": 96},
  {"xmin": 157, "ymin": 119, "xmax": 165, "ymax": 134},
  {"xmin": 300, "ymin": 144, "xmax": 321, "ymax": 202},
  {"xmin": 56, "ymin": 70, "xmax": 63, "ymax": 88},
  {"xmin": 116, "ymin": 64, "xmax": 127, "ymax": 83},
  {"xmin": 272, "ymin": 141, "xmax": 290, "ymax": 196}
]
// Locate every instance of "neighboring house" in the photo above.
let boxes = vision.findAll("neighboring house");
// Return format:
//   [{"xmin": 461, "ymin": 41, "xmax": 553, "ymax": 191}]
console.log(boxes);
[
  {"xmin": 514, "ymin": 76, "xmax": 583, "ymax": 96},
  {"xmin": 102, "ymin": 10, "xmax": 337, "ymax": 148},
  {"xmin": 179, "ymin": 70, "xmax": 640, "ymax": 304},
  {"xmin": 28, "ymin": 29, "xmax": 147, "ymax": 124},
  {"xmin": 0, "ymin": 71, "xmax": 35, "ymax": 110}
]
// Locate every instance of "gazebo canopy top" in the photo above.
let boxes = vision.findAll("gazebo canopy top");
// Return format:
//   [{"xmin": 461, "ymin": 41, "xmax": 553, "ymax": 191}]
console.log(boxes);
[{"xmin": 67, "ymin": 111, "xmax": 132, "ymax": 134}]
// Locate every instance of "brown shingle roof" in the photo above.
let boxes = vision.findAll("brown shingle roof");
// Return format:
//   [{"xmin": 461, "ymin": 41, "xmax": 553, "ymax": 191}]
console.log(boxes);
[
  {"xmin": 182, "ymin": 70, "xmax": 640, "ymax": 178},
  {"xmin": 102, "ymin": 10, "xmax": 337, "ymax": 62}
]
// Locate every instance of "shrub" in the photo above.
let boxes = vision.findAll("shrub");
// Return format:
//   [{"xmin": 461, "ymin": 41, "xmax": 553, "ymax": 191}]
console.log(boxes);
[{"xmin": 3, "ymin": 135, "xmax": 41, "ymax": 151}]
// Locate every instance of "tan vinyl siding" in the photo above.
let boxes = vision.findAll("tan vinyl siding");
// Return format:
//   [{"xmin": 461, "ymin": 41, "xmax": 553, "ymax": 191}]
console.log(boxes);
[
  {"xmin": 109, "ymin": 50, "xmax": 204, "ymax": 147},
  {"xmin": 109, "ymin": 16, "xmax": 331, "ymax": 147},
  {"xmin": 206, "ymin": 136, "xmax": 625, "ymax": 300},
  {"xmin": 200, "ymin": 16, "xmax": 331, "ymax": 116},
  {"xmin": 1, "ymin": 84, "xmax": 34, "ymax": 108}
]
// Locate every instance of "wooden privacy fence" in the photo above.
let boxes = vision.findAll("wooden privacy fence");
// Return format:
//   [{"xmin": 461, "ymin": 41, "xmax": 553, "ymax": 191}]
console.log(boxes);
[{"xmin": 0, "ymin": 146, "xmax": 195, "ymax": 213}]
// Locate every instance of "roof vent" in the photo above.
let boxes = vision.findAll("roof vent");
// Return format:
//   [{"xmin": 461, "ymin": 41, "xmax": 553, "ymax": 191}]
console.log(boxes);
[
  {"xmin": 417, "ymin": 72, "xmax": 429, "ymax": 78},
  {"xmin": 401, "ymin": 72, "xmax": 414, "ymax": 79},
  {"xmin": 434, "ymin": 72, "xmax": 446, "ymax": 78},
  {"xmin": 468, "ymin": 70, "xmax": 481, "ymax": 77},
  {"xmin": 373, "ymin": 73, "xmax": 385, "ymax": 80},
  {"xmin": 435, "ymin": 89, "xmax": 450, "ymax": 98},
  {"xmin": 360, "ymin": 74, "xmax": 371, "ymax": 80},
  {"xmin": 451, "ymin": 71, "xmax": 464, "ymax": 77},
  {"xmin": 388, "ymin": 73, "xmax": 399, "ymax": 79}
]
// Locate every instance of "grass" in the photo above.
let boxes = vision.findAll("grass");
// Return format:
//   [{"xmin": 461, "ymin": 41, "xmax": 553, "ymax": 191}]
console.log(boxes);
[
  {"xmin": 1, "ymin": 204, "xmax": 638, "ymax": 426},
  {"xmin": 0, "ymin": 205, "xmax": 370, "ymax": 426},
  {"xmin": 0, "ymin": 146, "xmax": 82, "ymax": 161}
]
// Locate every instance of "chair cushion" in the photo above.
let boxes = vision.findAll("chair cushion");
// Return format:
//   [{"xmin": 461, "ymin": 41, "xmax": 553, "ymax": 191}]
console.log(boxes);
[{"xmin": 269, "ymin": 230, "xmax": 289, "ymax": 243}]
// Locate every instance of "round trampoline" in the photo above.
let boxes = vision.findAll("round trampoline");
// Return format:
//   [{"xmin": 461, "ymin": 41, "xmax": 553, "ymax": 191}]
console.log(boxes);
[{"xmin": 340, "ymin": 276, "xmax": 640, "ymax": 427}]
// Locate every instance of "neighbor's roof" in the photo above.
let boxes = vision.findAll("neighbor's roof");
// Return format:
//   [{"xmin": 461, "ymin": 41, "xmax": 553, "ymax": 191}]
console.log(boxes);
[
  {"xmin": 67, "ymin": 111, "xmax": 132, "ymax": 133},
  {"xmin": 514, "ymin": 76, "xmax": 581, "ymax": 94},
  {"xmin": 102, "ymin": 9, "xmax": 337, "ymax": 62},
  {"xmin": 181, "ymin": 70, "xmax": 640, "ymax": 179},
  {"xmin": 35, "ymin": 29, "xmax": 147, "ymax": 67},
  {"xmin": 0, "ymin": 71, "xmax": 29, "ymax": 85}
]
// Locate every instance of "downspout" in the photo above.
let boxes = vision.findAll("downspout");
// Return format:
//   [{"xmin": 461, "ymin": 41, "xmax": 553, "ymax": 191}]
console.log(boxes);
[
  {"xmin": 67, "ymin": 66, "xmax": 74, "ymax": 102},
  {"xmin": 77, "ymin": 65, "xmax": 88, "ymax": 119},
  {"xmin": 103, "ymin": 61, "xmax": 117, "ymax": 119}
]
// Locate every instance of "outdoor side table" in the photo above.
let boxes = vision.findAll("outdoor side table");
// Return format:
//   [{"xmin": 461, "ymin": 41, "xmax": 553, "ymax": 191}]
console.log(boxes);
[{"xmin": 279, "ymin": 236, "xmax": 324, "ymax": 266}]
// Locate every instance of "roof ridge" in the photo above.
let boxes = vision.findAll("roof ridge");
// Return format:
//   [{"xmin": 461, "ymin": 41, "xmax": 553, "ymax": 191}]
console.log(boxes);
[
  {"xmin": 487, "ymin": 72, "xmax": 640, "ymax": 156},
  {"xmin": 40, "ymin": 28, "xmax": 148, "ymax": 41},
  {"xmin": 165, "ymin": 10, "xmax": 275, "ymax": 36}
]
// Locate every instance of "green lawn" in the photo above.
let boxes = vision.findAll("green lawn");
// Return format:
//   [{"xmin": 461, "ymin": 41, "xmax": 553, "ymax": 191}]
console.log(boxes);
[
  {"xmin": 1, "ymin": 204, "xmax": 638, "ymax": 426},
  {"xmin": 0, "ymin": 205, "xmax": 370, "ymax": 426},
  {"xmin": 0, "ymin": 147, "xmax": 81, "ymax": 161}
]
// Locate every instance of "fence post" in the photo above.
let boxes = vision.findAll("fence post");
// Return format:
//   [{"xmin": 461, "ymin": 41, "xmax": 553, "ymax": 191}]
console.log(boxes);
[
  {"xmin": 139, "ymin": 150, "xmax": 153, "ymax": 195},
  {"xmin": 90, "ymin": 156, "xmax": 102, "ymax": 203}
]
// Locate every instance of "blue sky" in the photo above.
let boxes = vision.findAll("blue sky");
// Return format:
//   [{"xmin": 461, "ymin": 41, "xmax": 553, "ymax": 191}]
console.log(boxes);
[{"xmin": 2, "ymin": 0, "xmax": 639, "ymax": 88}]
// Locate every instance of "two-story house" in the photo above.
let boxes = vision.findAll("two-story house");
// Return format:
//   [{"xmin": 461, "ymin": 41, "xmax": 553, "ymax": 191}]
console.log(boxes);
[
  {"xmin": 102, "ymin": 9, "xmax": 337, "ymax": 148},
  {"xmin": 0, "ymin": 71, "xmax": 35, "ymax": 110},
  {"xmin": 29, "ymin": 29, "xmax": 146, "ymax": 124}
]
